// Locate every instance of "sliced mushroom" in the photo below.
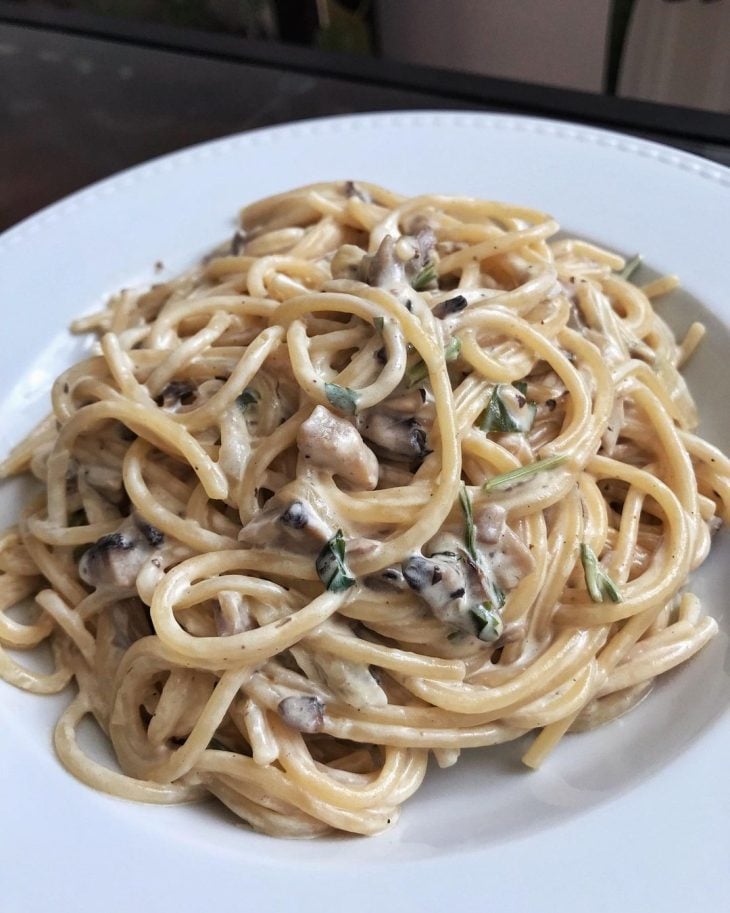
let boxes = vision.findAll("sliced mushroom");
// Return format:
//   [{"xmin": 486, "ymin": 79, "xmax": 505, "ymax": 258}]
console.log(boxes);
[
  {"xmin": 474, "ymin": 504, "xmax": 535, "ymax": 590},
  {"xmin": 363, "ymin": 566, "xmax": 408, "ymax": 593},
  {"xmin": 379, "ymin": 387, "xmax": 433, "ymax": 417},
  {"xmin": 238, "ymin": 495, "xmax": 333, "ymax": 554},
  {"xmin": 432, "ymin": 294, "xmax": 468, "ymax": 319},
  {"xmin": 360, "ymin": 235, "xmax": 406, "ymax": 290},
  {"xmin": 215, "ymin": 590, "xmax": 252, "ymax": 637},
  {"xmin": 107, "ymin": 597, "xmax": 153, "ymax": 651},
  {"xmin": 358, "ymin": 412, "xmax": 429, "ymax": 463},
  {"xmin": 79, "ymin": 515, "xmax": 165, "ymax": 589},
  {"xmin": 405, "ymin": 226, "xmax": 437, "ymax": 284},
  {"xmin": 297, "ymin": 405, "xmax": 378, "ymax": 490},
  {"xmin": 402, "ymin": 554, "xmax": 469, "ymax": 627},
  {"xmin": 343, "ymin": 180, "xmax": 371, "ymax": 203},
  {"xmin": 475, "ymin": 503, "xmax": 507, "ymax": 544},
  {"xmin": 159, "ymin": 380, "xmax": 197, "ymax": 411},
  {"xmin": 401, "ymin": 549, "xmax": 505, "ymax": 642},
  {"xmin": 302, "ymin": 652, "xmax": 387, "ymax": 710},
  {"xmin": 330, "ymin": 243, "xmax": 366, "ymax": 280},
  {"xmin": 277, "ymin": 695, "xmax": 324, "ymax": 733}
]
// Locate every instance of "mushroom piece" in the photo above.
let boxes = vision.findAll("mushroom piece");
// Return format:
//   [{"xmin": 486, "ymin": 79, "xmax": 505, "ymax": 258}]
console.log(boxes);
[
  {"xmin": 432, "ymin": 294, "xmax": 468, "ymax": 319},
  {"xmin": 360, "ymin": 235, "xmax": 406, "ymax": 290},
  {"xmin": 405, "ymin": 226, "xmax": 437, "ymax": 285},
  {"xmin": 238, "ymin": 495, "xmax": 333, "ymax": 555},
  {"xmin": 294, "ymin": 649, "xmax": 387, "ymax": 710},
  {"xmin": 401, "ymin": 550, "xmax": 504, "ymax": 643},
  {"xmin": 380, "ymin": 387, "xmax": 434, "ymax": 418},
  {"xmin": 215, "ymin": 590, "xmax": 252, "ymax": 637},
  {"xmin": 159, "ymin": 380, "xmax": 197, "ymax": 411},
  {"xmin": 79, "ymin": 515, "xmax": 165, "ymax": 589},
  {"xmin": 475, "ymin": 503, "xmax": 507, "ymax": 544},
  {"xmin": 330, "ymin": 243, "xmax": 366, "ymax": 280},
  {"xmin": 358, "ymin": 412, "xmax": 429, "ymax": 463},
  {"xmin": 277, "ymin": 695, "xmax": 325, "ymax": 733},
  {"xmin": 401, "ymin": 554, "xmax": 470, "ymax": 628},
  {"xmin": 343, "ymin": 180, "xmax": 371, "ymax": 203},
  {"xmin": 297, "ymin": 405, "xmax": 379, "ymax": 490},
  {"xmin": 474, "ymin": 503, "xmax": 535, "ymax": 590},
  {"xmin": 106, "ymin": 597, "xmax": 153, "ymax": 652},
  {"xmin": 363, "ymin": 566, "xmax": 408, "ymax": 593}
]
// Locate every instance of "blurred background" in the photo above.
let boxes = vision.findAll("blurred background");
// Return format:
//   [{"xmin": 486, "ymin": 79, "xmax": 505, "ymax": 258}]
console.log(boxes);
[{"xmin": 5, "ymin": 0, "xmax": 729, "ymax": 112}]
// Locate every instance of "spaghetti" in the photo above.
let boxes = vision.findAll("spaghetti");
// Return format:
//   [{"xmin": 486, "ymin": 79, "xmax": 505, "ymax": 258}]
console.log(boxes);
[{"xmin": 1, "ymin": 181, "xmax": 727, "ymax": 837}]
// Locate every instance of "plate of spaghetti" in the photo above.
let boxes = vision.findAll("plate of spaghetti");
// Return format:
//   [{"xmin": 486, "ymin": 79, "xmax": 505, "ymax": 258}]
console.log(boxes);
[{"xmin": 1, "ymin": 112, "xmax": 728, "ymax": 913}]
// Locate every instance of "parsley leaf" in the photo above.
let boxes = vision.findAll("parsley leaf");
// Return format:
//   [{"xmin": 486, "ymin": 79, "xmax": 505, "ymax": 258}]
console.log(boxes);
[
  {"xmin": 324, "ymin": 383, "xmax": 359, "ymax": 415},
  {"xmin": 316, "ymin": 529, "xmax": 356, "ymax": 593}
]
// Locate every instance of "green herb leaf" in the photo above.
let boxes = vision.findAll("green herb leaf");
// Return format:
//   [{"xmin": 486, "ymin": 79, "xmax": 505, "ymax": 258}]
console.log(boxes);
[
  {"xmin": 236, "ymin": 387, "xmax": 259, "ymax": 412},
  {"xmin": 483, "ymin": 455, "xmax": 567, "ymax": 493},
  {"xmin": 316, "ymin": 529, "xmax": 356, "ymax": 593},
  {"xmin": 470, "ymin": 602, "xmax": 504, "ymax": 642},
  {"xmin": 374, "ymin": 316, "xmax": 385, "ymax": 332},
  {"xmin": 444, "ymin": 337, "xmax": 461, "ymax": 362},
  {"xmin": 406, "ymin": 358, "xmax": 428, "ymax": 387},
  {"xmin": 479, "ymin": 383, "xmax": 536, "ymax": 434},
  {"xmin": 580, "ymin": 543, "xmax": 622, "ymax": 603},
  {"xmin": 618, "ymin": 254, "xmax": 642, "ymax": 281},
  {"xmin": 412, "ymin": 260, "xmax": 437, "ymax": 291},
  {"xmin": 406, "ymin": 338, "xmax": 461, "ymax": 387},
  {"xmin": 458, "ymin": 487, "xmax": 506, "ymax": 614},
  {"xmin": 459, "ymin": 483, "xmax": 478, "ymax": 562},
  {"xmin": 324, "ymin": 382, "xmax": 360, "ymax": 415}
]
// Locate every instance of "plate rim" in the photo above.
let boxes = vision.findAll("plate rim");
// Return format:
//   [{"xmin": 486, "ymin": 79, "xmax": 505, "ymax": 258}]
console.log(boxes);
[{"xmin": 2, "ymin": 109, "xmax": 730, "ymax": 253}]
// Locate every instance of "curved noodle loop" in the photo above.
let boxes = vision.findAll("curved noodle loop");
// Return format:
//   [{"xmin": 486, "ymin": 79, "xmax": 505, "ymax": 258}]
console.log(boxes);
[{"xmin": 1, "ymin": 182, "xmax": 727, "ymax": 837}]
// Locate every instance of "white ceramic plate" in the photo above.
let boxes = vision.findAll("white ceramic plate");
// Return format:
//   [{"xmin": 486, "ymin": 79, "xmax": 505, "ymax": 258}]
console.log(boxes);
[{"xmin": 1, "ymin": 112, "xmax": 728, "ymax": 913}]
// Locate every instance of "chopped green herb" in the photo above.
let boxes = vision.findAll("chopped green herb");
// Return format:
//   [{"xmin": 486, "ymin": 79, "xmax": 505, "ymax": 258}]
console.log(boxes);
[
  {"xmin": 430, "ymin": 549, "xmax": 458, "ymax": 560},
  {"xmin": 459, "ymin": 483, "xmax": 477, "ymax": 562},
  {"xmin": 470, "ymin": 602, "xmax": 504, "ymax": 642},
  {"xmin": 412, "ymin": 260, "xmax": 437, "ymax": 291},
  {"xmin": 235, "ymin": 387, "xmax": 259, "ymax": 411},
  {"xmin": 406, "ymin": 338, "xmax": 461, "ymax": 387},
  {"xmin": 512, "ymin": 381, "xmax": 528, "ymax": 397},
  {"xmin": 580, "ymin": 543, "xmax": 622, "ymax": 603},
  {"xmin": 324, "ymin": 382, "xmax": 359, "ymax": 415},
  {"xmin": 479, "ymin": 383, "xmax": 536, "ymax": 434},
  {"xmin": 618, "ymin": 254, "xmax": 642, "ymax": 281},
  {"xmin": 406, "ymin": 359, "xmax": 428, "ymax": 388},
  {"xmin": 483, "ymin": 455, "xmax": 567, "ymax": 493},
  {"xmin": 374, "ymin": 316, "xmax": 385, "ymax": 332},
  {"xmin": 444, "ymin": 337, "xmax": 461, "ymax": 361},
  {"xmin": 316, "ymin": 529, "xmax": 356, "ymax": 593},
  {"xmin": 458, "ymin": 484, "xmax": 506, "ymax": 614}
]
